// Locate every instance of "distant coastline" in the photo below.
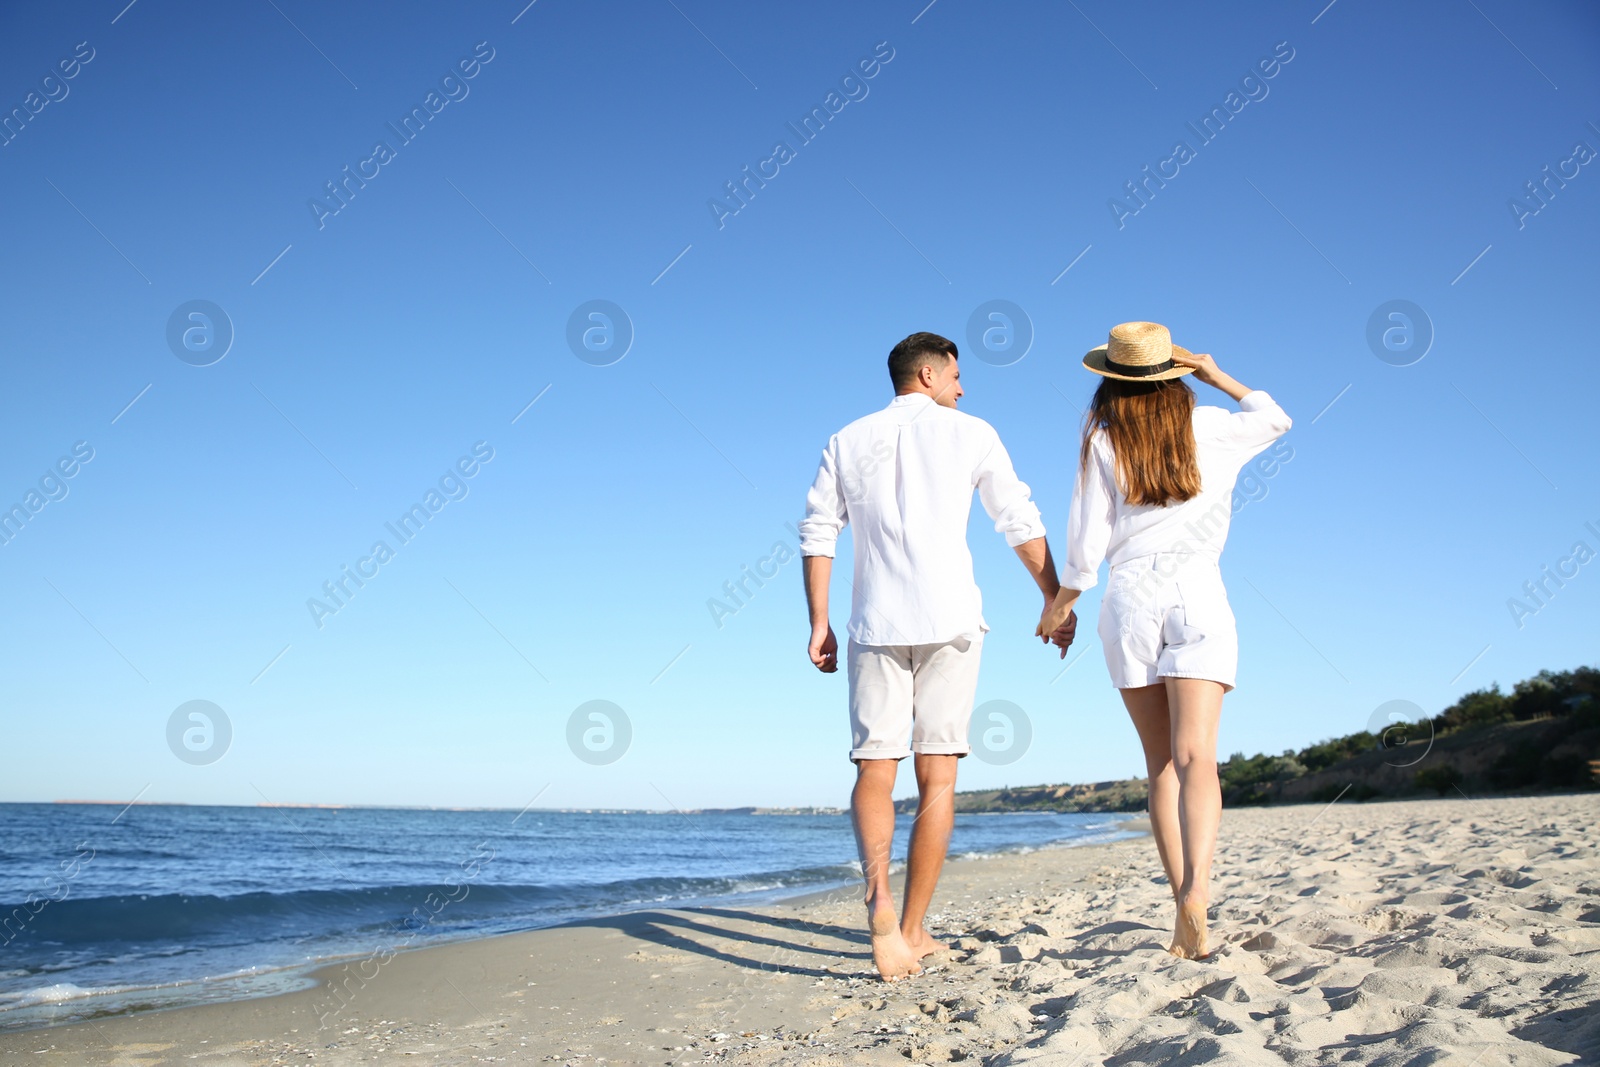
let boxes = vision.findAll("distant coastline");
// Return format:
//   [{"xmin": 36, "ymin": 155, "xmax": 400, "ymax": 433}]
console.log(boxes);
[{"xmin": 902, "ymin": 663, "xmax": 1598, "ymax": 815}]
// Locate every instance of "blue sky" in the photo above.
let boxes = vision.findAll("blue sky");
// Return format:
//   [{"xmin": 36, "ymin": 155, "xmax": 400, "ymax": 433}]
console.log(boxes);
[{"xmin": 0, "ymin": 0, "xmax": 1595, "ymax": 809}]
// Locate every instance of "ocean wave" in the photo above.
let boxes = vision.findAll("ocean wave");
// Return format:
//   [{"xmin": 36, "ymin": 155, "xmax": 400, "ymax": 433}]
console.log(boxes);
[
  {"xmin": 0, "ymin": 864, "xmax": 864, "ymax": 953},
  {"xmin": 0, "ymin": 982, "xmax": 117, "ymax": 1009}
]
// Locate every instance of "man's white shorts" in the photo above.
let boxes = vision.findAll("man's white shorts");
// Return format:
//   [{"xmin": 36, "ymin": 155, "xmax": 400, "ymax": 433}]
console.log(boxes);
[
  {"xmin": 846, "ymin": 633, "xmax": 984, "ymax": 761},
  {"xmin": 1097, "ymin": 553, "xmax": 1238, "ymax": 691}
]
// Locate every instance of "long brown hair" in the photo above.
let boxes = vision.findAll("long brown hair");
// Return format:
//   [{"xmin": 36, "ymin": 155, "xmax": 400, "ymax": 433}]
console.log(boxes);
[{"xmin": 1080, "ymin": 378, "xmax": 1201, "ymax": 506}]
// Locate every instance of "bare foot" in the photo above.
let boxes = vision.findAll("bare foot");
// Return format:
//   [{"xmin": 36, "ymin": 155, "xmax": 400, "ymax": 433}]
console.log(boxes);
[
  {"xmin": 901, "ymin": 925, "xmax": 952, "ymax": 961},
  {"xmin": 868, "ymin": 904, "xmax": 923, "ymax": 981},
  {"xmin": 1168, "ymin": 899, "xmax": 1210, "ymax": 960}
]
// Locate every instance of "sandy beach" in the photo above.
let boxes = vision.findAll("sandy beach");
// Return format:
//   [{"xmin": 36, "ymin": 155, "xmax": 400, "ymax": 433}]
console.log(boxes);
[{"xmin": 3, "ymin": 793, "xmax": 1594, "ymax": 1066}]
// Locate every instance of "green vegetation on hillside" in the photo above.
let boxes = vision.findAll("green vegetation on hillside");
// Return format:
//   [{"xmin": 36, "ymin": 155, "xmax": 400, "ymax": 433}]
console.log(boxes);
[{"xmin": 927, "ymin": 666, "xmax": 1599, "ymax": 814}]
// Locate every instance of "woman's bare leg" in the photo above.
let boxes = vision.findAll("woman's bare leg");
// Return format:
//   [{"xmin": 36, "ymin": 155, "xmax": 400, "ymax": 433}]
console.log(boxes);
[
  {"xmin": 1164, "ymin": 676, "xmax": 1225, "ymax": 959},
  {"xmin": 1118, "ymin": 685, "xmax": 1184, "ymax": 902}
]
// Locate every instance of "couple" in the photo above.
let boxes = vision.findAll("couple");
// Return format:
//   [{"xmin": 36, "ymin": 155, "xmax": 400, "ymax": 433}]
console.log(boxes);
[{"xmin": 797, "ymin": 323, "xmax": 1292, "ymax": 980}]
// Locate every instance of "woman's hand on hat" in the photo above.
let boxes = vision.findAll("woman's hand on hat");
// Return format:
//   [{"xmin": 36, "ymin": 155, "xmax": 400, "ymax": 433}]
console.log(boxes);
[
  {"xmin": 1171, "ymin": 350, "xmax": 1254, "ymax": 401},
  {"xmin": 1170, "ymin": 350, "xmax": 1221, "ymax": 385}
]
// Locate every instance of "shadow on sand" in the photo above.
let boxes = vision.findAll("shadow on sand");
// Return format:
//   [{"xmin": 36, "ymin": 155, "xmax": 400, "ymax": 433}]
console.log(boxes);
[{"xmin": 563, "ymin": 904, "xmax": 872, "ymax": 979}]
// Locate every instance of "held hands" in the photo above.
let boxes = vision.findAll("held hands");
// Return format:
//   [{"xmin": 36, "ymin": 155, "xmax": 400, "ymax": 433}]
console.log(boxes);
[
  {"xmin": 1046, "ymin": 613, "xmax": 1077, "ymax": 658},
  {"xmin": 1037, "ymin": 588, "xmax": 1076, "ymax": 638},
  {"xmin": 1036, "ymin": 589, "xmax": 1080, "ymax": 659},
  {"xmin": 809, "ymin": 625, "xmax": 839, "ymax": 673},
  {"xmin": 1043, "ymin": 607, "xmax": 1081, "ymax": 659}
]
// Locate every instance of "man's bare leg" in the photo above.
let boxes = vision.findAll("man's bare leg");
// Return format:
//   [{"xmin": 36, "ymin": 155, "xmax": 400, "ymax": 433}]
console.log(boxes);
[
  {"xmin": 900, "ymin": 753, "xmax": 958, "ymax": 959},
  {"xmin": 851, "ymin": 758, "xmax": 922, "ymax": 980}
]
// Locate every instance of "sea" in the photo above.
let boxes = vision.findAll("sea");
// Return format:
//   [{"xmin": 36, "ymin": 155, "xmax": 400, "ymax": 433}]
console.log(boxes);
[{"xmin": 0, "ymin": 802, "xmax": 1137, "ymax": 1032}]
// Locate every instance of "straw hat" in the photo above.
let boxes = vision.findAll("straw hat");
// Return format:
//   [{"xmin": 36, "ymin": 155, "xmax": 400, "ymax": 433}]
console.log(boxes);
[{"xmin": 1083, "ymin": 321, "xmax": 1195, "ymax": 382}]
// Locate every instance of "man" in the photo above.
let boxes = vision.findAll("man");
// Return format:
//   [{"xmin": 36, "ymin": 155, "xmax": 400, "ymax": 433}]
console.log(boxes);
[{"xmin": 798, "ymin": 331, "xmax": 1076, "ymax": 981}]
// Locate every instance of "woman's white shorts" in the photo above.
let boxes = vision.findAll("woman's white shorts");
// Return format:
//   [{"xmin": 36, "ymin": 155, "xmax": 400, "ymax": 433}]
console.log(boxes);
[{"xmin": 1097, "ymin": 553, "xmax": 1237, "ymax": 691}]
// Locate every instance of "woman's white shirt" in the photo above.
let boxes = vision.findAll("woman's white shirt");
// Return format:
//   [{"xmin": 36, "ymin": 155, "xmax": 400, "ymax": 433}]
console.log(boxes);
[{"xmin": 1060, "ymin": 390, "xmax": 1292, "ymax": 592}]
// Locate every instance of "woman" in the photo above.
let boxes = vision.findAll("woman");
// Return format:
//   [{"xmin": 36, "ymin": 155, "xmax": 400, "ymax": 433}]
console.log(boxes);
[{"xmin": 1036, "ymin": 321, "xmax": 1291, "ymax": 960}]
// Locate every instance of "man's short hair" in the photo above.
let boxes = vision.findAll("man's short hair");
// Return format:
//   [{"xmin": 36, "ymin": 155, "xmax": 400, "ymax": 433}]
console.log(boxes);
[{"xmin": 888, "ymin": 332, "xmax": 958, "ymax": 390}]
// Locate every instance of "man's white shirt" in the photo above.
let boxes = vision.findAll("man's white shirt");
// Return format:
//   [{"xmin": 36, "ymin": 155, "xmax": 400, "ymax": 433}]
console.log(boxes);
[{"xmin": 798, "ymin": 393, "xmax": 1045, "ymax": 646}]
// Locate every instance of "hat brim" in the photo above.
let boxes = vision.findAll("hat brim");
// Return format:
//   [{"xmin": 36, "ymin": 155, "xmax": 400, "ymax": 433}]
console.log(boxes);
[{"xmin": 1082, "ymin": 342, "xmax": 1195, "ymax": 382}]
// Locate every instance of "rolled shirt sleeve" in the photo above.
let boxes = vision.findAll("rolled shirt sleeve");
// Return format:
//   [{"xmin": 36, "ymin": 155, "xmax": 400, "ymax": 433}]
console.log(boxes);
[
  {"xmin": 1060, "ymin": 435, "xmax": 1116, "ymax": 592},
  {"xmin": 798, "ymin": 437, "xmax": 848, "ymax": 558},
  {"xmin": 1223, "ymin": 390, "xmax": 1293, "ymax": 456},
  {"xmin": 973, "ymin": 429, "xmax": 1046, "ymax": 548}
]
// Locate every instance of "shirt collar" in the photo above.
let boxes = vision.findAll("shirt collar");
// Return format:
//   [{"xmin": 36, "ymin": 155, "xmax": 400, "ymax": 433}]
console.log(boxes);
[{"xmin": 889, "ymin": 392, "xmax": 935, "ymax": 409}]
